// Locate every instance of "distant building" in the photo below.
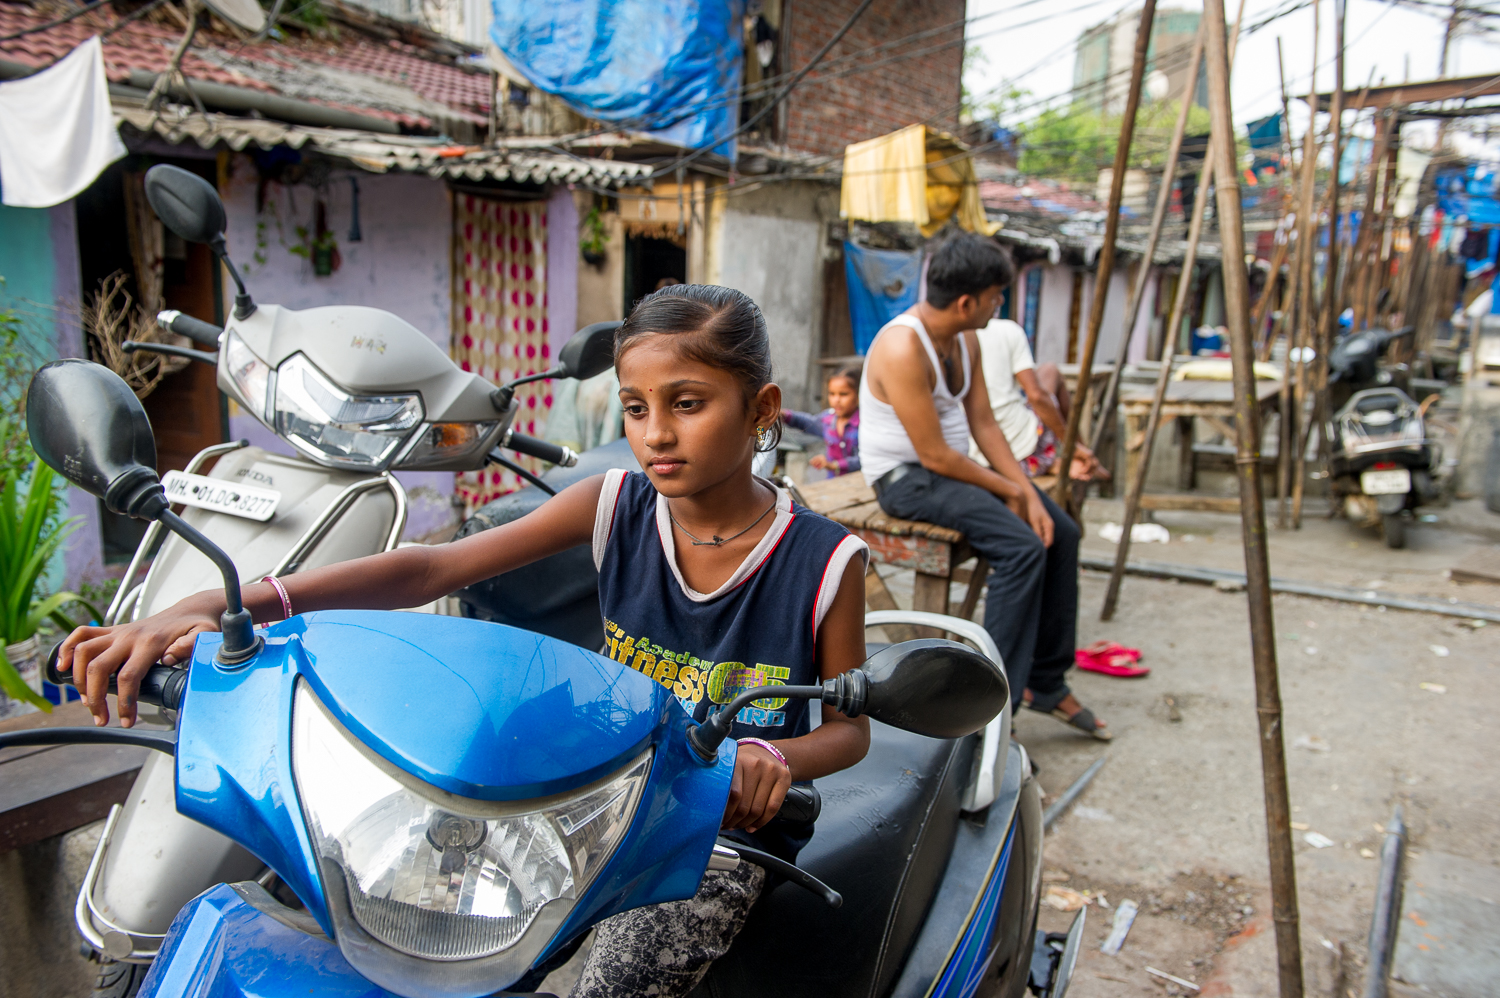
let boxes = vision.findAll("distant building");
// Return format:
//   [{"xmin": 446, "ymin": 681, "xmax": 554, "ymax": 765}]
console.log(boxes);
[{"xmin": 1071, "ymin": 6, "xmax": 1204, "ymax": 116}]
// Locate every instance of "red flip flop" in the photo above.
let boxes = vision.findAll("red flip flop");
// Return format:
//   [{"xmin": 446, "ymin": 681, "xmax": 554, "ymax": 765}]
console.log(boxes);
[
  {"xmin": 1075, "ymin": 644, "xmax": 1149, "ymax": 678},
  {"xmin": 1079, "ymin": 641, "xmax": 1142, "ymax": 662}
]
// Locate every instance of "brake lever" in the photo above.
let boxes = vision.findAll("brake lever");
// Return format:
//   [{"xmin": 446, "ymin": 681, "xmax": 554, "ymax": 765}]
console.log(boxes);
[{"xmin": 717, "ymin": 837, "xmax": 842, "ymax": 908}]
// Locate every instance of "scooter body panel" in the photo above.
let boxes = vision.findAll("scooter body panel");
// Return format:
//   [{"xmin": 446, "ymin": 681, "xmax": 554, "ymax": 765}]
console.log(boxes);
[
  {"xmin": 173, "ymin": 614, "xmax": 736, "ymax": 946},
  {"xmin": 136, "ymin": 447, "xmax": 397, "ymax": 619},
  {"xmin": 139, "ymin": 882, "xmax": 397, "ymax": 998},
  {"xmin": 89, "ymin": 751, "xmax": 266, "ymax": 943}
]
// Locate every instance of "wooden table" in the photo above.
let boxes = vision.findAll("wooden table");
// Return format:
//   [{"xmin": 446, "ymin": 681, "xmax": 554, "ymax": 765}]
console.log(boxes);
[{"xmin": 1118, "ymin": 378, "xmax": 1284, "ymax": 512}]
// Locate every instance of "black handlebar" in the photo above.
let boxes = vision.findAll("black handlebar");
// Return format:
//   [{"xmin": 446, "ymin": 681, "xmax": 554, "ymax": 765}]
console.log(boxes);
[
  {"xmin": 157, "ymin": 309, "xmax": 224, "ymax": 348},
  {"xmin": 122, "ymin": 341, "xmax": 219, "ymax": 366},
  {"xmin": 778, "ymin": 785, "xmax": 821, "ymax": 824},
  {"xmin": 506, "ymin": 431, "xmax": 578, "ymax": 468},
  {"xmin": 46, "ymin": 641, "xmax": 188, "ymax": 712}
]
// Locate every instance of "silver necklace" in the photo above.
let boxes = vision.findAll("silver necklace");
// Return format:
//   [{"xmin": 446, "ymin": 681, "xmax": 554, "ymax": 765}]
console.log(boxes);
[{"xmin": 668, "ymin": 498, "xmax": 778, "ymax": 547}]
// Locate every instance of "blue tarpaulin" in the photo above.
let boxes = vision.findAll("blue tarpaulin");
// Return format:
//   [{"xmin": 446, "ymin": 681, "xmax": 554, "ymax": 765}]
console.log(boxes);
[
  {"xmin": 844, "ymin": 241, "xmax": 921, "ymax": 354},
  {"xmin": 490, "ymin": 0, "xmax": 744, "ymax": 159}
]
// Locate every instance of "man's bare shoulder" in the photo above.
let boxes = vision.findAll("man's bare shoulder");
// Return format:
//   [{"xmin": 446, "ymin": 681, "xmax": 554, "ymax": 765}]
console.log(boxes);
[{"xmin": 866, "ymin": 322, "xmax": 928, "ymax": 373}]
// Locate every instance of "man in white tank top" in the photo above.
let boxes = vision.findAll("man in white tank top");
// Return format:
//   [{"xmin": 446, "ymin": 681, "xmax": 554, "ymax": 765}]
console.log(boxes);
[{"xmin": 859, "ymin": 233, "xmax": 1109, "ymax": 741}]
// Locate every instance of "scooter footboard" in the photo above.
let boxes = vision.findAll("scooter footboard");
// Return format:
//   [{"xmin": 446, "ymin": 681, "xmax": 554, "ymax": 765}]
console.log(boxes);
[{"xmin": 139, "ymin": 882, "xmax": 397, "ymax": 998}]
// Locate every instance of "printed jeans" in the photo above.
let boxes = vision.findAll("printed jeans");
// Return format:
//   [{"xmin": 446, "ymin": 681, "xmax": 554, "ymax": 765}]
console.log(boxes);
[
  {"xmin": 877, "ymin": 466, "xmax": 1079, "ymax": 705},
  {"xmin": 570, "ymin": 861, "xmax": 766, "ymax": 998}
]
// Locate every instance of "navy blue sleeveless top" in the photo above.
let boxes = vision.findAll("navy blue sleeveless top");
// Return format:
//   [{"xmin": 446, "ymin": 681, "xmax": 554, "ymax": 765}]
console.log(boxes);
[{"xmin": 594, "ymin": 470, "xmax": 867, "ymax": 859}]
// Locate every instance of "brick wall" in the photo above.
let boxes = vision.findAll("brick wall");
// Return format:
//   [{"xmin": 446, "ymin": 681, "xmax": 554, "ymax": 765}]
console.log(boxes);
[{"xmin": 782, "ymin": 0, "xmax": 966, "ymax": 158}]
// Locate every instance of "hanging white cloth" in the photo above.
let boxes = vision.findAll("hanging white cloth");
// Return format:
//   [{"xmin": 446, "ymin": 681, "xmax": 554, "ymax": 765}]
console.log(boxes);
[{"xmin": 0, "ymin": 37, "xmax": 126, "ymax": 208}]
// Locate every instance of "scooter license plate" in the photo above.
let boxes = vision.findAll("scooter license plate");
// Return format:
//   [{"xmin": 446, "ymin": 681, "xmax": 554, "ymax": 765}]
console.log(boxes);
[
  {"xmin": 1360, "ymin": 468, "xmax": 1411, "ymax": 495},
  {"xmin": 161, "ymin": 470, "xmax": 280, "ymax": 521}
]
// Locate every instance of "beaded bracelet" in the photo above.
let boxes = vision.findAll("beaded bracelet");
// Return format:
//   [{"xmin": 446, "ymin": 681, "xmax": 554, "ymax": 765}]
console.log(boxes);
[
  {"xmin": 737, "ymin": 737, "xmax": 788, "ymax": 770},
  {"xmin": 262, "ymin": 576, "xmax": 293, "ymax": 621}
]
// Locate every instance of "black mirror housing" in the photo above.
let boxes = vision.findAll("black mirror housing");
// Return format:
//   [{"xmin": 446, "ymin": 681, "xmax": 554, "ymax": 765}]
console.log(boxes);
[
  {"xmin": 144, "ymin": 164, "xmax": 227, "ymax": 246},
  {"xmin": 687, "ymin": 637, "xmax": 1008, "ymax": 761},
  {"xmin": 27, "ymin": 360, "xmax": 169, "ymax": 519},
  {"xmin": 558, "ymin": 321, "xmax": 620, "ymax": 381},
  {"xmin": 857, "ymin": 639, "xmax": 1008, "ymax": 738}
]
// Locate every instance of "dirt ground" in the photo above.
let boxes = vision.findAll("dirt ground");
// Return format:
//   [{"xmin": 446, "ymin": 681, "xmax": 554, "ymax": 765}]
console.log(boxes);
[{"xmin": 969, "ymin": 494, "xmax": 1500, "ymax": 998}]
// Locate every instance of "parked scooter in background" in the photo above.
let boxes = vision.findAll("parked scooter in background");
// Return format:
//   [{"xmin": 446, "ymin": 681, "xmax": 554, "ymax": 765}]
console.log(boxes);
[
  {"xmin": 76, "ymin": 165, "xmax": 603, "ymax": 997},
  {"xmin": 1324, "ymin": 324, "xmax": 1442, "ymax": 548},
  {"xmin": 12, "ymin": 358, "xmax": 1076, "ymax": 998}
]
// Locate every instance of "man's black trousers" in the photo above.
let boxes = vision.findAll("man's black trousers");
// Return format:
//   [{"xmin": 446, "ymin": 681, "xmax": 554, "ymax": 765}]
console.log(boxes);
[{"xmin": 876, "ymin": 466, "xmax": 1079, "ymax": 707}]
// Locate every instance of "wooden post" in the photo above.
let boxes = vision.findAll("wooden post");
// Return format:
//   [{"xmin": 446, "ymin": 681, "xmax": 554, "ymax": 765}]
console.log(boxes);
[
  {"xmin": 1088, "ymin": 23, "xmax": 1208, "ymax": 460},
  {"xmin": 1202, "ymin": 0, "xmax": 1306, "ymax": 994},
  {"xmin": 1053, "ymin": 0, "xmax": 1159, "ymax": 512}
]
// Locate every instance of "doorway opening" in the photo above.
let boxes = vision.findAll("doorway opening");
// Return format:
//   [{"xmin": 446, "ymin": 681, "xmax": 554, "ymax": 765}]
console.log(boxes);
[{"xmin": 623, "ymin": 234, "xmax": 687, "ymax": 310}]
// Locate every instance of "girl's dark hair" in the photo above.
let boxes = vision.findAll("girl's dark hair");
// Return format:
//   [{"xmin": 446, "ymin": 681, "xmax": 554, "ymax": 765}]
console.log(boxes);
[
  {"xmin": 615, "ymin": 284, "xmax": 782, "ymax": 452},
  {"xmin": 829, "ymin": 365, "xmax": 862, "ymax": 392}
]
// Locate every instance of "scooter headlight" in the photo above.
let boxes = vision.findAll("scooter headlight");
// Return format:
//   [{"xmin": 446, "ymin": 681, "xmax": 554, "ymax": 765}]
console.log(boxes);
[
  {"xmin": 224, "ymin": 330, "xmax": 272, "ymax": 421},
  {"xmin": 292, "ymin": 683, "xmax": 647, "ymax": 970},
  {"xmin": 274, "ymin": 353, "xmax": 423, "ymax": 470}
]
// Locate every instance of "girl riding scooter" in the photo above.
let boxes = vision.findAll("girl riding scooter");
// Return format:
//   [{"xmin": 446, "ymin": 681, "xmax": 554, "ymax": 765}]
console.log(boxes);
[{"xmin": 59, "ymin": 284, "xmax": 872, "ymax": 998}]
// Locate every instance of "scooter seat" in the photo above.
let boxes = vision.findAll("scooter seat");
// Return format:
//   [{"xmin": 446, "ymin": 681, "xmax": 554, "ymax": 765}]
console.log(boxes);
[{"xmin": 694, "ymin": 720, "xmax": 972, "ymax": 998}]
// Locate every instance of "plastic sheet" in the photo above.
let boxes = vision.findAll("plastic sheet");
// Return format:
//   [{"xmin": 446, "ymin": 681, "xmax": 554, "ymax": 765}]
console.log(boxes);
[
  {"xmin": 843, "ymin": 241, "xmax": 921, "ymax": 355},
  {"xmin": 490, "ymin": 0, "xmax": 744, "ymax": 158}
]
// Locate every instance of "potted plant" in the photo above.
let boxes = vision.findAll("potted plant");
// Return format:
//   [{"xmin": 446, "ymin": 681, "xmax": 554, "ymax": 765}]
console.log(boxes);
[{"xmin": 0, "ymin": 455, "xmax": 96, "ymax": 718}]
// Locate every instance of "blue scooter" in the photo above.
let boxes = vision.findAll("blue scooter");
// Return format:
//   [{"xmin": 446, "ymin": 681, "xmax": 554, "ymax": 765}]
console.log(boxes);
[{"xmin": 14, "ymin": 362, "xmax": 1080, "ymax": 998}]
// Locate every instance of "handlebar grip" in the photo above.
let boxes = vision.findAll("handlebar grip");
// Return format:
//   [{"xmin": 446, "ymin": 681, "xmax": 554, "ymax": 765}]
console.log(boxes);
[
  {"xmin": 46, "ymin": 641, "xmax": 188, "ymax": 711},
  {"xmin": 778, "ymin": 785, "xmax": 822, "ymax": 824},
  {"xmin": 507, "ymin": 432, "xmax": 579, "ymax": 468},
  {"xmin": 157, "ymin": 309, "xmax": 224, "ymax": 348}
]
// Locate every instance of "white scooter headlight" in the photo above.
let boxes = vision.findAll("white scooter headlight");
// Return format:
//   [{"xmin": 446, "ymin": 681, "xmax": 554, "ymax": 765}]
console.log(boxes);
[
  {"xmin": 223, "ymin": 330, "xmax": 272, "ymax": 420},
  {"xmin": 274, "ymin": 353, "xmax": 423, "ymax": 470},
  {"xmin": 292, "ymin": 683, "xmax": 648, "ymax": 966}
]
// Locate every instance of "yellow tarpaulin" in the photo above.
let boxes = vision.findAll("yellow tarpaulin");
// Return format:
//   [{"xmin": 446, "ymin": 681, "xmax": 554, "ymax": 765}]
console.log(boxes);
[{"xmin": 839, "ymin": 124, "xmax": 999, "ymax": 238}]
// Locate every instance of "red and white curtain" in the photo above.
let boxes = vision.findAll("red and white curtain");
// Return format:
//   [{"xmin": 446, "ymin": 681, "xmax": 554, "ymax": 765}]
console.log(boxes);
[{"xmin": 452, "ymin": 194, "xmax": 551, "ymax": 510}]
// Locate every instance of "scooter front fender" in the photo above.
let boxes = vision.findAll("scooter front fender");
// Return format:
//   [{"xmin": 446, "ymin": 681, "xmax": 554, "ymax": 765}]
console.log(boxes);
[{"xmin": 138, "ymin": 882, "xmax": 396, "ymax": 998}]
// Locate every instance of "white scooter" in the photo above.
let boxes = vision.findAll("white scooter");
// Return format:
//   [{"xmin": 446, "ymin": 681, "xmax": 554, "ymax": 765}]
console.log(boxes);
[{"xmin": 81, "ymin": 165, "xmax": 612, "ymax": 997}]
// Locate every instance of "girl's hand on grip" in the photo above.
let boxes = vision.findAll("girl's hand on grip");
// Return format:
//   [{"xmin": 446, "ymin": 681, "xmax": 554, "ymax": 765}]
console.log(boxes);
[{"xmin": 58, "ymin": 604, "xmax": 219, "ymax": 728}]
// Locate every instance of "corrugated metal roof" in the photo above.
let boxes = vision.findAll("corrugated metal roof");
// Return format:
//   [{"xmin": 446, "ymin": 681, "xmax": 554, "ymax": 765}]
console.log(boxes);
[{"xmin": 116, "ymin": 103, "xmax": 649, "ymax": 186}]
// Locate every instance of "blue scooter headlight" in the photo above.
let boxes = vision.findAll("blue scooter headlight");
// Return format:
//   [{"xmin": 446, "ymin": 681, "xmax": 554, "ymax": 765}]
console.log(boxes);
[{"xmin": 292, "ymin": 682, "xmax": 650, "ymax": 986}]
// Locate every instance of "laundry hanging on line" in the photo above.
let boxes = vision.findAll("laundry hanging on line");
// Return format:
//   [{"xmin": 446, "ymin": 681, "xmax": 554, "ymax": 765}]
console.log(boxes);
[{"xmin": 0, "ymin": 36, "xmax": 126, "ymax": 208}]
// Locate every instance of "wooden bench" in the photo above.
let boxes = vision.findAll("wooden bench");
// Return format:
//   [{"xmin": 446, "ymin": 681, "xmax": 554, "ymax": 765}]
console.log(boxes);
[
  {"xmin": 795, "ymin": 472, "xmax": 1056, "ymax": 630},
  {"xmin": 0, "ymin": 702, "xmax": 149, "ymax": 853}
]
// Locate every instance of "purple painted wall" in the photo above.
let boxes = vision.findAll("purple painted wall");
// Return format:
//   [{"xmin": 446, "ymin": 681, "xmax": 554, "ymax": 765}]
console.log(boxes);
[{"xmin": 547, "ymin": 186, "xmax": 578, "ymax": 355}]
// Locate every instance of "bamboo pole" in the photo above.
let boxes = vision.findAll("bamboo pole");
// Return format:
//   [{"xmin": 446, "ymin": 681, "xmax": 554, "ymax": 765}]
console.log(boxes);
[
  {"xmin": 1201, "ymin": 0, "xmax": 1306, "ymax": 993},
  {"xmin": 1087, "ymin": 23, "xmax": 1208, "ymax": 461},
  {"xmin": 1098, "ymin": 0, "xmax": 1248, "ymax": 621},
  {"xmin": 1288, "ymin": 3, "xmax": 1324, "ymax": 529},
  {"xmin": 1052, "ymin": 0, "xmax": 1159, "ymax": 513}
]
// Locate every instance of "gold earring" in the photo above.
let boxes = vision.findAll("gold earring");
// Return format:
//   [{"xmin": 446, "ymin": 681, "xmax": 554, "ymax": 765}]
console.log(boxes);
[{"xmin": 755, "ymin": 425, "xmax": 770, "ymax": 448}]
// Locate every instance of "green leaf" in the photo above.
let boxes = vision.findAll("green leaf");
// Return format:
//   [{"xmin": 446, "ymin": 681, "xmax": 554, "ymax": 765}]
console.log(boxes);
[{"xmin": 0, "ymin": 647, "xmax": 51, "ymax": 712}]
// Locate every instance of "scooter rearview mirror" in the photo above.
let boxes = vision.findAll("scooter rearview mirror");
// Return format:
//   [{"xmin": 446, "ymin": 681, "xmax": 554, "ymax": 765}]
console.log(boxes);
[
  {"xmin": 144, "ymin": 164, "xmax": 227, "ymax": 246},
  {"xmin": 856, "ymin": 639, "xmax": 1008, "ymax": 738},
  {"xmin": 27, "ymin": 359, "xmax": 160, "ymax": 514},
  {"xmin": 143, "ymin": 165, "xmax": 257, "ymax": 321},
  {"xmin": 557, "ymin": 321, "xmax": 620, "ymax": 381},
  {"xmin": 687, "ymin": 638, "xmax": 1007, "ymax": 761},
  {"xmin": 26, "ymin": 360, "xmax": 262, "ymax": 665}
]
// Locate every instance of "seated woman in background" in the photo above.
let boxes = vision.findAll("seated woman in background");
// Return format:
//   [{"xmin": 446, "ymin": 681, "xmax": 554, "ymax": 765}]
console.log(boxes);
[{"xmin": 783, "ymin": 366, "xmax": 861, "ymax": 476}]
